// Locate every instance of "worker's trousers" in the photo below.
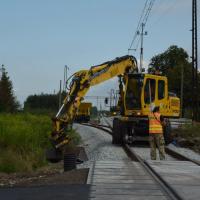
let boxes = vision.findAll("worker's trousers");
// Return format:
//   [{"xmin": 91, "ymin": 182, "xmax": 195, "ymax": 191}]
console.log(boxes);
[{"xmin": 149, "ymin": 134, "xmax": 165, "ymax": 160}]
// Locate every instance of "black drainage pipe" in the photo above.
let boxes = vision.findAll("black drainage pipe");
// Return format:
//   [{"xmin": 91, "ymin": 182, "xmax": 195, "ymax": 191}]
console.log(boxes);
[{"xmin": 64, "ymin": 153, "xmax": 76, "ymax": 171}]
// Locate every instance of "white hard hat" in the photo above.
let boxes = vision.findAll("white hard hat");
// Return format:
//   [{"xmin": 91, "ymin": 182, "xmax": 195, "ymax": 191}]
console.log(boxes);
[{"xmin": 150, "ymin": 103, "xmax": 155, "ymax": 112}]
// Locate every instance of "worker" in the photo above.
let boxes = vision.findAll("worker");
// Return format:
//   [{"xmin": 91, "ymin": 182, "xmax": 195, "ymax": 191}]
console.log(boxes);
[{"xmin": 148, "ymin": 106, "xmax": 165, "ymax": 160}]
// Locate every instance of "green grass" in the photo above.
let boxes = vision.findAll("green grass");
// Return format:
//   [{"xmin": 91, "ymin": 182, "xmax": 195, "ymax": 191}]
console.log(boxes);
[
  {"xmin": 0, "ymin": 113, "xmax": 81, "ymax": 173},
  {"xmin": 174, "ymin": 122, "xmax": 200, "ymax": 139},
  {"xmin": 173, "ymin": 122, "xmax": 200, "ymax": 153}
]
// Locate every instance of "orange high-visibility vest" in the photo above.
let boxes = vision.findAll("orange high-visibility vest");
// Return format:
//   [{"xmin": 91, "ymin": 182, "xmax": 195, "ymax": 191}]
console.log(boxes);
[{"xmin": 149, "ymin": 112, "xmax": 163, "ymax": 134}]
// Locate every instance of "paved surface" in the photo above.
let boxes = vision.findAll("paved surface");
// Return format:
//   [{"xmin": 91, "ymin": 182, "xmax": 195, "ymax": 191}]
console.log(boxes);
[
  {"xmin": 0, "ymin": 184, "xmax": 90, "ymax": 200},
  {"xmin": 147, "ymin": 160, "xmax": 200, "ymax": 200},
  {"xmin": 89, "ymin": 160, "xmax": 169, "ymax": 200}
]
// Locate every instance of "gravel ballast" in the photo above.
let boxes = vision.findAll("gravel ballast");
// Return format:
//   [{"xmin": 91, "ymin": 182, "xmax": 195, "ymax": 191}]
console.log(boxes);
[{"xmin": 74, "ymin": 123, "xmax": 129, "ymax": 169}]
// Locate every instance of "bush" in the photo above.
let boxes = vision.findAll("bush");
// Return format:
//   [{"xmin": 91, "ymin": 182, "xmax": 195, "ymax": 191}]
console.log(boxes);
[{"xmin": 176, "ymin": 122, "xmax": 200, "ymax": 139}]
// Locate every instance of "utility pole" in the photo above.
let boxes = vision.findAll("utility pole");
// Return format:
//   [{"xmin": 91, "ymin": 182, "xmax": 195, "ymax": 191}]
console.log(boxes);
[
  {"xmin": 97, "ymin": 96, "xmax": 99, "ymax": 111},
  {"xmin": 180, "ymin": 64, "xmax": 184, "ymax": 117},
  {"xmin": 192, "ymin": 0, "xmax": 198, "ymax": 121},
  {"xmin": 59, "ymin": 80, "xmax": 62, "ymax": 109},
  {"xmin": 137, "ymin": 23, "xmax": 147, "ymax": 72},
  {"xmin": 63, "ymin": 65, "xmax": 69, "ymax": 91}
]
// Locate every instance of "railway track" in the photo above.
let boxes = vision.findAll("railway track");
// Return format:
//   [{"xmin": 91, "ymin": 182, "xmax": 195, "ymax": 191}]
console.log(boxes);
[
  {"xmin": 80, "ymin": 122, "xmax": 112, "ymax": 135},
  {"xmin": 81, "ymin": 122, "xmax": 200, "ymax": 166},
  {"xmin": 80, "ymin": 122, "xmax": 200, "ymax": 200},
  {"xmin": 123, "ymin": 144, "xmax": 183, "ymax": 200}
]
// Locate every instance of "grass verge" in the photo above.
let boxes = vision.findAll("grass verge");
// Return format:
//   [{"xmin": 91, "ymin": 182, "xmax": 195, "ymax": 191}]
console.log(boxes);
[
  {"xmin": 0, "ymin": 113, "xmax": 80, "ymax": 173},
  {"xmin": 173, "ymin": 122, "xmax": 200, "ymax": 153}
]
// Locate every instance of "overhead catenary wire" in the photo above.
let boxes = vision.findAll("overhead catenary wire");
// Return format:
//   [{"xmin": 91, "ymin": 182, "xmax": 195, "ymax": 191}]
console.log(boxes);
[
  {"xmin": 150, "ymin": 0, "xmax": 179, "ymax": 27},
  {"xmin": 128, "ymin": 0, "xmax": 155, "ymax": 54},
  {"xmin": 128, "ymin": 0, "xmax": 149, "ymax": 52},
  {"xmin": 142, "ymin": 0, "xmax": 155, "ymax": 26}
]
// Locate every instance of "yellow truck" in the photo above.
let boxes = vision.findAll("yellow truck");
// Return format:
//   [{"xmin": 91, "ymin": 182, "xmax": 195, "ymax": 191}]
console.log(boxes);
[{"xmin": 75, "ymin": 102, "xmax": 92, "ymax": 122}]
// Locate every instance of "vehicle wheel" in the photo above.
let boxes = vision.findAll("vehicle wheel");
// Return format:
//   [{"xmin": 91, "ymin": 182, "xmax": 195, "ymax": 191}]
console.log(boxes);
[
  {"xmin": 46, "ymin": 148, "xmax": 62, "ymax": 163},
  {"xmin": 112, "ymin": 118, "xmax": 122, "ymax": 144},
  {"xmin": 163, "ymin": 119, "xmax": 172, "ymax": 145}
]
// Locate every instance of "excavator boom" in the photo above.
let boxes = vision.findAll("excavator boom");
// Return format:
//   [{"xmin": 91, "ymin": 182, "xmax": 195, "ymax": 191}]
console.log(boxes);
[{"xmin": 51, "ymin": 55, "xmax": 138, "ymax": 150}]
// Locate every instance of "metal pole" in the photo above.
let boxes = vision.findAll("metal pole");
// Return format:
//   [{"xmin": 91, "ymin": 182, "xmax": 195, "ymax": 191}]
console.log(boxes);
[
  {"xmin": 180, "ymin": 64, "xmax": 184, "ymax": 117},
  {"xmin": 65, "ymin": 65, "xmax": 69, "ymax": 91},
  {"xmin": 140, "ymin": 23, "xmax": 144, "ymax": 72},
  {"xmin": 97, "ymin": 96, "xmax": 99, "ymax": 111},
  {"xmin": 194, "ymin": 0, "xmax": 198, "ymax": 120},
  {"xmin": 110, "ymin": 90, "xmax": 111, "ymax": 108},
  {"xmin": 59, "ymin": 80, "xmax": 62, "ymax": 109},
  {"xmin": 63, "ymin": 67, "xmax": 65, "ymax": 91},
  {"xmin": 192, "ymin": 0, "xmax": 198, "ymax": 120},
  {"xmin": 192, "ymin": 0, "xmax": 195, "ymax": 120}
]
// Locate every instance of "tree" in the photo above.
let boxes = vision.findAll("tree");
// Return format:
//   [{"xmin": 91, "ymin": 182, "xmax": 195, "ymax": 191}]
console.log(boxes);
[
  {"xmin": 0, "ymin": 66, "xmax": 19, "ymax": 112},
  {"xmin": 148, "ymin": 45, "xmax": 199, "ymax": 113},
  {"xmin": 24, "ymin": 93, "xmax": 59, "ymax": 112},
  {"xmin": 149, "ymin": 45, "xmax": 189, "ymax": 76}
]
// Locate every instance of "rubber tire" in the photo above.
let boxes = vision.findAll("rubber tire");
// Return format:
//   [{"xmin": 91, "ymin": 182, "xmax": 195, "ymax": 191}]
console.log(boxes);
[
  {"xmin": 112, "ymin": 118, "xmax": 123, "ymax": 145},
  {"xmin": 163, "ymin": 119, "xmax": 172, "ymax": 145},
  {"xmin": 46, "ymin": 148, "xmax": 62, "ymax": 163},
  {"xmin": 122, "ymin": 126, "xmax": 129, "ymax": 144}
]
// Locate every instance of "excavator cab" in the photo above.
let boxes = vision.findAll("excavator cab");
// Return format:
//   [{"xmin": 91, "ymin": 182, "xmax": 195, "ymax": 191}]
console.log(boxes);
[{"xmin": 123, "ymin": 73, "xmax": 180, "ymax": 118}]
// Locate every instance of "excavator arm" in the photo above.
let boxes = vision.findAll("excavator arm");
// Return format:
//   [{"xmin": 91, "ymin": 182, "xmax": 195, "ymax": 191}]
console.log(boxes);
[{"xmin": 51, "ymin": 55, "xmax": 138, "ymax": 150}]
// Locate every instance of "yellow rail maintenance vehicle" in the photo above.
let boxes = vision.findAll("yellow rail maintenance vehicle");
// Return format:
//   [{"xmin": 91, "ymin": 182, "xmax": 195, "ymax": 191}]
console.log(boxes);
[
  {"xmin": 49, "ymin": 55, "xmax": 180, "ymax": 161},
  {"xmin": 113, "ymin": 72, "xmax": 180, "ymax": 145},
  {"xmin": 75, "ymin": 102, "xmax": 92, "ymax": 122}
]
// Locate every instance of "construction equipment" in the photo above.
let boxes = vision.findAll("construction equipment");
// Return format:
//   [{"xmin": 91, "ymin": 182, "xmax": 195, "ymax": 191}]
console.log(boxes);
[
  {"xmin": 49, "ymin": 55, "xmax": 180, "ymax": 160},
  {"xmin": 74, "ymin": 102, "xmax": 92, "ymax": 122}
]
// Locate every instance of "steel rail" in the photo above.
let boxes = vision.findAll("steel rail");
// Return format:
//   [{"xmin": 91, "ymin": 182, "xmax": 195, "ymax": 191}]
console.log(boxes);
[
  {"xmin": 79, "ymin": 122, "xmax": 113, "ymax": 135},
  {"xmin": 123, "ymin": 144, "xmax": 184, "ymax": 200},
  {"xmin": 89, "ymin": 122, "xmax": 112, "ymax": 130},
  {"xmin": 165, "ymin": 146, "xmax": 200, "ymax": 166}
]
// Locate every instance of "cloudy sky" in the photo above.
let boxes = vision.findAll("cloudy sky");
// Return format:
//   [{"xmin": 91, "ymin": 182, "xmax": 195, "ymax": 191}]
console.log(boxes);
[{"xmin": 0, "ymin": 0, "xmax": 195, "ymax": 109}]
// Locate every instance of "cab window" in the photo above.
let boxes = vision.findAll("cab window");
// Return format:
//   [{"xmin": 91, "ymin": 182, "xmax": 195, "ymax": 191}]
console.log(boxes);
[
  {"xmin": 125, "ymin": 77, "xmax": 142, "ymax": 109},
  {"xmin": 158, "ymin": 80, "xmax": 165, "ymax": 100},
  {"xmin": 144, "ymin": 79, "xmax": 155, "ymax": 104}
]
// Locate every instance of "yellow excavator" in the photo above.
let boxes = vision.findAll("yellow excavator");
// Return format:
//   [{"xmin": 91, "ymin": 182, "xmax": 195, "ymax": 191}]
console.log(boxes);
[{"xmin": 49, "ymin": 55, "xmax": 180, "ymax": 161}]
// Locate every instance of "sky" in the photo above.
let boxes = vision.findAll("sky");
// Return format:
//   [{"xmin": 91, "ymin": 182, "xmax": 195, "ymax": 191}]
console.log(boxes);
[{"xmin": 0, "ymin": 0, "xmax": 196, "ymax": 109}]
